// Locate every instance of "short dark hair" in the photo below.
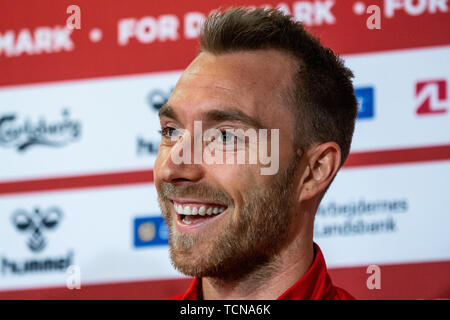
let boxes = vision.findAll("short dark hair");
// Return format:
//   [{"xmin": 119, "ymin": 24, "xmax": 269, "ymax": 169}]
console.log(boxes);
[{"xmin": 199, "ymin": 7, "xmax": 357, "ymax": 167}]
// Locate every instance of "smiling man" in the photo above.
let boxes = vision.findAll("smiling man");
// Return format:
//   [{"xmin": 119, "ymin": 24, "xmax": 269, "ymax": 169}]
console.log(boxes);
[{"xmin": 154, "ymin": 7, "xmax": 357, "ymax": 300}]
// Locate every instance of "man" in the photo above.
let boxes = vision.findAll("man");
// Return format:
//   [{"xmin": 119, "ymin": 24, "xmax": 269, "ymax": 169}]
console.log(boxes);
[{"xmin": 154, "ymin": 7, "xmax": 357, "ymax": 300}]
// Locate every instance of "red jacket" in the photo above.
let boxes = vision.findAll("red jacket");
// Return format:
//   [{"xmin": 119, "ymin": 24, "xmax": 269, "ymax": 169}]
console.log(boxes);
[{"xmin": 170, "ymin": 243, "xmax": 355, "ymax": 300}]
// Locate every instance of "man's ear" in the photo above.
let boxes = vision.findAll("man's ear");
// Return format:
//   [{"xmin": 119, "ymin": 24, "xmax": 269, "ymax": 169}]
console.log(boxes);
[{"xmin": 298, "ymin": 142, "xmax": 341, "ymax": 202}]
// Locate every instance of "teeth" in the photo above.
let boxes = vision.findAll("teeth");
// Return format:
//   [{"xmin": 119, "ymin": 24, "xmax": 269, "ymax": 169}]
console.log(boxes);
[
  {"xmin": 182, "ymin": 216, "xmax": 192, "ymax": 225},
  {"xmin": 174, "ymin": 202, "xmax": 226, "ymax": 216}
]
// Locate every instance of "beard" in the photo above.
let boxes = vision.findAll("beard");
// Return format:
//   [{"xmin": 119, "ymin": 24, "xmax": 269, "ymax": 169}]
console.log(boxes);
[{"xmin": 157, "ymin": 157, "xmax": 299, "ymax": 282}]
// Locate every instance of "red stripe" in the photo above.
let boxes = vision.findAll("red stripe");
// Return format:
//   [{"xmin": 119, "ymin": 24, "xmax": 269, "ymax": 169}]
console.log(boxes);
[
  {"xmin": 0, "ymin": 169, "xmax": 154, "ymax": 196},
  {"xmin": 0, "ymin": 144, "xmax": 449, "ymax": 196},
  {"xmin": 344, "ymin": 144, "xmax": 450, "ymax": 168},
  {"xmin": 328, "ymin": 260, "xmax": 450, "ymax": 300},
  {"xmin": 0, "ymin": 260, "xmax": 448, "ymax": 299},
  {"xmin": 0, "ymin": 277, "xmax": 192, "ymax": 300}
]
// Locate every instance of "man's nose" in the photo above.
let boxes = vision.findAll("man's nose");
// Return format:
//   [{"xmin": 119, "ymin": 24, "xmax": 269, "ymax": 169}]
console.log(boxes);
[{"xmin": 157, "ymin": 132, "xmax": 204, "ymax": 184}]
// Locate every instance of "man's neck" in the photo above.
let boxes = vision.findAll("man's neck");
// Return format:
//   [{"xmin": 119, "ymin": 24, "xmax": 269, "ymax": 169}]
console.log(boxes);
[{"xmin": 201, "ymin": 236, "xmax": 314, "ymax": 300}]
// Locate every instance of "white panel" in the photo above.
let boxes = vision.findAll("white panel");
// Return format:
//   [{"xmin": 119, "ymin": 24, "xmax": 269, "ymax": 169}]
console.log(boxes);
[
  {"xmin": 315, "ymin": 160, "xmax": 450, "ymax": 267},
  {"xmin": 0, "ymin": 71, "xmax": 181, "ymax": 181},
  {"xmin": 347, "ymin": 45, "xmax": 450, "ymax": 151},
  {"xmin": 0, "ymin": 184, "xmax": 183, "ymax": 291}
]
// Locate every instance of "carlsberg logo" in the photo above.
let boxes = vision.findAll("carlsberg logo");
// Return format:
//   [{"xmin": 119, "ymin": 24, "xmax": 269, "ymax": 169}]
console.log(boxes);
[{"xmin": 0, "ymin": 109, "xmax": 81, "ymax": 152}]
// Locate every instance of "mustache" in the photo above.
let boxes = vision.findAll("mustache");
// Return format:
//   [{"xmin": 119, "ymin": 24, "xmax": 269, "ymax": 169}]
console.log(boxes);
[{"xmin": 158, "ymin": 182, "xmax": 234, "ymax": 206}]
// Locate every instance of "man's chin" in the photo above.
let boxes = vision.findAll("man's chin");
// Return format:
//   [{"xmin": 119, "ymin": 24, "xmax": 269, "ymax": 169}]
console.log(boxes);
[
  {"xmin": 169, "ymin": 239, "xmax": 272, "ymax": 281},
  {"xmin": 170, "ymin": 249, "xmax": 214, "ymax": 278}
]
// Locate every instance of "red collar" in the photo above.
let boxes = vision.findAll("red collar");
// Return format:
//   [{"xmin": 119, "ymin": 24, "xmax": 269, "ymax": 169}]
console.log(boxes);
[{"xmin": 170, "ymin": 243, "xmax": 355, "ymax": 300}]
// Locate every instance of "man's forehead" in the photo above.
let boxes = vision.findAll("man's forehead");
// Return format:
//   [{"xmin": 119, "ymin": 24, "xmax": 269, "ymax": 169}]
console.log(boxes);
[
  {"xmin": 181, "ymin": 50, "xmax": 295, "ymax": 87},
  {"xmin": 168, "ymin": 78, "xmax": 245, "ymax": 116},
  {"xmin": 164, "ymin": 50, "xmax": 296, "ymax": 127},
  {"xmin": 175, "ymin": 73, "xmax": 238, "ymax": 97},
  {"xmin": 177, "ymin": 64, "xmax": 248, "ymax": 97}
]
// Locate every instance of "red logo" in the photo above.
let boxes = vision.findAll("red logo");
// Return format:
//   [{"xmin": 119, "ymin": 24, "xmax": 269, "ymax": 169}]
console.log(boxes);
[{"xmin": 415, "ymin": 79, "xmax": 448, "ymax": 115}]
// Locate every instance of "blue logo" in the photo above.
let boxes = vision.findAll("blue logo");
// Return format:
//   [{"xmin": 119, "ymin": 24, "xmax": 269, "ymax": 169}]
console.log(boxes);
[
  {"xmin": 355, "ymin": 87, "xmax": 374, "ymax": 120},
  {"xmin": 133, "ymin": 216, "xmax": 169, "ymax": 247}
]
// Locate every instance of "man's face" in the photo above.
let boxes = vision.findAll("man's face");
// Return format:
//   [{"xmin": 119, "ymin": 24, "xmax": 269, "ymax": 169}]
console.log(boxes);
[{"xmin": 154, "ymin": 50, "xmax": 301, "ymax": 280}]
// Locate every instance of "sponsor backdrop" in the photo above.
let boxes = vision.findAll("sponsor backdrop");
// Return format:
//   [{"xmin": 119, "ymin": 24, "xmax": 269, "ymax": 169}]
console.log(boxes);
[{"xmin": 0, "ymin": 0, "xmax": 449, "ymax": 299}]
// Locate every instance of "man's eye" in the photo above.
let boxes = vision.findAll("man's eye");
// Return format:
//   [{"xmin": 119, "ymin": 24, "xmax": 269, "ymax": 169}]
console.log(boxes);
[
  {"xmin": 218, "ymin": 130, "xmax": 236, "ymax": 143},
  {"xmin": 160, "ymin": 127, "xmax": 181, "ymax": 138}
]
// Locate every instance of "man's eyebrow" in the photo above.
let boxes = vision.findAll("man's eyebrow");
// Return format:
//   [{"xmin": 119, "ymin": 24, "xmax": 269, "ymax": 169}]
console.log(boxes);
[
  {"xmin": 158, "ymin": 104, "xmax": 178, "ymax": 121},
  {"xmin": 158, "ymin": 105, "xmax": 264, "ymax": 128},
  {"xmin": 204, "ymin": 109, "xmax": 264, "ymax": 129}
]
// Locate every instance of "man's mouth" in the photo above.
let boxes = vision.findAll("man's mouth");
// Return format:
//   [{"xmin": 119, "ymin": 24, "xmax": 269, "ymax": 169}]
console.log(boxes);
[{"xmin": 172, "ymin": 199, "xmax": 228, "ymax": 226}]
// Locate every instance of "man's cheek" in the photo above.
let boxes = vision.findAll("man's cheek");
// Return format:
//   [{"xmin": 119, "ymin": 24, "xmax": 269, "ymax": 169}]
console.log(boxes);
[
  {"xmin": 155, "ymin": 146, "xmax": 167, "ymax": 166},
  {"xmin": 210, "ymin": 165, "xmax": 253, "ymax": 202}
]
